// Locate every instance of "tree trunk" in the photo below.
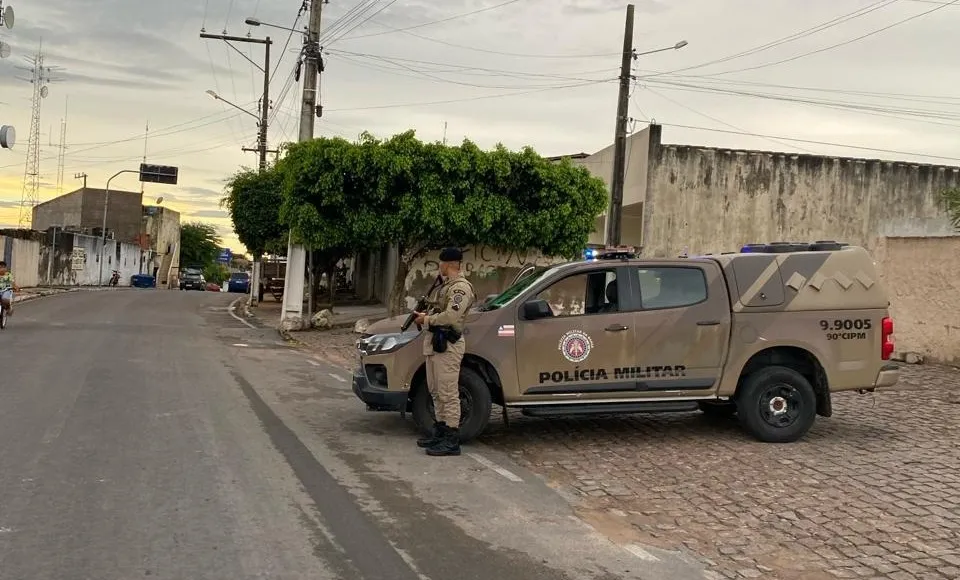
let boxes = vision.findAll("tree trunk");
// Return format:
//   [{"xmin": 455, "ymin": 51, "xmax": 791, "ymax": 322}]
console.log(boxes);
[{"xmin": 388, "ymin": 259, "xmax": 410, "ymax": 317}]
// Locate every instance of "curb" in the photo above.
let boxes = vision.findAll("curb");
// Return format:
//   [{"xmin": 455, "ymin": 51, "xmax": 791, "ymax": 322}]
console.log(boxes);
[{"xmin": 13, "ymin": 288, "xmax": 78, "ymax": 304}]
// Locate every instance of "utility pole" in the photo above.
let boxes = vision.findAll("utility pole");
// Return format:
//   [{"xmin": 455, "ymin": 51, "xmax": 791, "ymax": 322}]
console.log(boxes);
[
  {"xmin": 74, "ymin": 172, "xmax": 87, "ymax": 189},
  {"xmin": 199, "ymin": 31, "xmax": 272, "ymax": 170},
  {"xmin": 281, "ymin": 0, "xmax": 324, "ymax": 330},
  {"xmin": 605, "ymin": 3, "xmax": 634, "ymax": 248}
]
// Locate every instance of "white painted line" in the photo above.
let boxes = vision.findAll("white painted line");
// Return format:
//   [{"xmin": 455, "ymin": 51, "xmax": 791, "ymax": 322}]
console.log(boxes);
[
  {"xmin": 624, "ymin": 544, "xmax": 660, "ymax": 562},
  {"xmin": 465, "ymin": 452, "xmax": 523, "ymax": 483},
  {"xmin": 228, "ymin": 298, "xmax": 256, "ymax": 329},
  {"xmin": 306, "ymin": 359, "xmax": 320, "ymax": 367},
  {"xmin": 328, "ymin": 373, "xmax": 347, "ymax": 383},
  {"xmin": 232, "ymin": 343, "xmax": 249, "ymax": 348}
]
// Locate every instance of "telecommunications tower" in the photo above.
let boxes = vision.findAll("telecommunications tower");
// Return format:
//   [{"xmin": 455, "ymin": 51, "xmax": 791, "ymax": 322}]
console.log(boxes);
[{"xmin": 17, "ymin": 42, "xmax": 62, "ymax": 227}]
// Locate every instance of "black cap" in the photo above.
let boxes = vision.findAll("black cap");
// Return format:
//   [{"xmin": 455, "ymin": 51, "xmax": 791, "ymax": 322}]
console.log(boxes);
[{"xmin": 438, "ymin": 247, "xmax": 463, "ymax": 262}]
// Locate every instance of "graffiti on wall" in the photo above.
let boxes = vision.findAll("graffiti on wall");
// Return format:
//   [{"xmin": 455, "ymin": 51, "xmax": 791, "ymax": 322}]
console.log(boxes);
[{"xmin": 417, "ymin": 245, "xmax": 555, "ymax": 278}]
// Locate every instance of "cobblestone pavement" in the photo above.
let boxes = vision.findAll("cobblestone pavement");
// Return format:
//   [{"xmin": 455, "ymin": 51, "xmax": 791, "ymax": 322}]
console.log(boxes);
[
  {"xmin": 481, "ymin": 364, "xmax": 960, "ymax": 580},
  {"xmin": 291, "ymin": 327, "xmax": 960, "ymax": 580}
]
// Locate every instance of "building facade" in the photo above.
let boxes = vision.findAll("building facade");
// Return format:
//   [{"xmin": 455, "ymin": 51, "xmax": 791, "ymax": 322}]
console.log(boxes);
[{"xmin": 31, "ymin": 187, "xmax": 144, "ymax": 243}]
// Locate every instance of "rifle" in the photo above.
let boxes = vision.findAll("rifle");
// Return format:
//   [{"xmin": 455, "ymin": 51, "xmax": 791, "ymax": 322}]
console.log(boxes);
[{"xmin": 401, "ymin": 275, "xmax": 443, "ymax": 332}]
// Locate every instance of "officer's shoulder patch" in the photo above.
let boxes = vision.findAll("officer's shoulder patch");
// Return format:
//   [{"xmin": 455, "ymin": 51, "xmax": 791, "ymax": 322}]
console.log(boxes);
[
  {"xmin": 453, "ymin": 287, "xmax": 467, "ymax": 296},
  {"xmin": 453, "ymin": 293, "xmax": 464, "ymax": 304}
]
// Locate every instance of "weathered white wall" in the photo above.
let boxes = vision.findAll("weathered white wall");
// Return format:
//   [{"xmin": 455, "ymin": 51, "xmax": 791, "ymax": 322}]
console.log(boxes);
[
  {"xmin": 875, "ymin": 235, "xmax": 960, "ymax": 365},
  {"xmin": 44, "ymin": 234, "xmax": 151, "ymax": 286},
  {"xmin": 0, "ymin": 236, "xmax": 42, "ymax": 287},
  {"xmin": 403, "ymin": 245, "xmax": 567, "ymax": 308},
  {"xmin": 641, "ymin": 143, "xmax": 960, "ymax": 257}
]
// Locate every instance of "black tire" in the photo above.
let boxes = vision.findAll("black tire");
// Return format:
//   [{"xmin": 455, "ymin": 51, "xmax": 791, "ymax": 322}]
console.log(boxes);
[
  {"xmin": 411, "ymin": 366, "xmax": 492, "ymax": 443},
  {"xmin": 0, "ymin": 309, "xmax": 5, "ymax": 330},
  {"xmin": 736, "ymin": 365, "xmax": 817, "ymax": 443},
  {"xmin": 699, "ymin": 401, "xmax": 736, "ymax": 418}
]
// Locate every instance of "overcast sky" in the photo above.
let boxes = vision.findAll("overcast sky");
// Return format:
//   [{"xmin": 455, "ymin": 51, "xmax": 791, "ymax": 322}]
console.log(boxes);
[{"xmin": 0, "ymin": 0, "xmax": 958, "ymax": 252}]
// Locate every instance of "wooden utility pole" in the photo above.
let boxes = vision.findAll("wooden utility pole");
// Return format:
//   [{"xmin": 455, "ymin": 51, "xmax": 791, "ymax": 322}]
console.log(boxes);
[{"xmin": 605, "ymin": 4, "xmax": 635, "ymax": 247}]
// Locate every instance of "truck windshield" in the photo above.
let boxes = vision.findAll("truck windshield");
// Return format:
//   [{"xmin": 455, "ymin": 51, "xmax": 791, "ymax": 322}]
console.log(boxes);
[{"xmin": 480, "ymin": 266, "xmax": 551, "ymax": 310}]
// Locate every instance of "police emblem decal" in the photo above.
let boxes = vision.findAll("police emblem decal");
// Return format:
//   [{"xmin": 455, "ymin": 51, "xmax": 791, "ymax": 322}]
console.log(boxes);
[{"xmin": 558, "ymin": 330, "xmax": 593, "ymax": 363}]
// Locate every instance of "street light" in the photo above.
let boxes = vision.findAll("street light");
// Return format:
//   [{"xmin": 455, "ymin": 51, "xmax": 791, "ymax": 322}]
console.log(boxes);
[
  {"xmin": 634, "ymin": 40, "xmax": 688, "ymax": 59},
  {"xmin": 245, "ymin": 16, "xmax": 304, "ymax": 34},
  {"xmin": 205, "ymin": 89, "xmax": 260, "ymax": 122}
]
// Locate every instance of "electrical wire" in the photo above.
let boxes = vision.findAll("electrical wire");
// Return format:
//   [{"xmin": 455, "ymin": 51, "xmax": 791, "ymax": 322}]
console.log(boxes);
[
  {"xmin": 701, "ymin": 0, "xmax": 960, "ymax": 77},
  {"xmin": 643, "ymin": 0, "xmax": 901, "ymax": 79},
  {"xmin": 327, "ymin": 52, "xmax": 616, "ymax": 89},
  {"xmin": 323, "ymin": 0, "xmax": 402, "ymax": 46},
  {"xmin": 319, "ymin": 0, "xmax": 383, "ymax": 45},
  {"xmin": 327, "ymin": 49, "xmax": 618, "ymax": 81},
  {"xmin": 338, "ymin": 0, "xmax": 528, "ymax": 40},
  {"xmin": 325, "ymin": 78, "xmax": 613, "ymax": 112},
  {"xmin": 270, "ymin": 3, "xmax": 306, "ymax": 84},
  {"xmin": 639, "ymin": 86, "xmax": 820, "ymax": 154},
  {"xmin": 644, "ymin": 122, "xmax": 960, "ymax": 163}
]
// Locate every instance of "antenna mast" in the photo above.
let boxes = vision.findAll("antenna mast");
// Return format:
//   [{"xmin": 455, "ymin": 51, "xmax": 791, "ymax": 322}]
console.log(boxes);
[
  {"xmin": 55, "ymin": 95, "xmax": 67, "ymax": 194},
  {"xmin": 17, "ymin": 41, "xmax": 62, "ymax": 227}
]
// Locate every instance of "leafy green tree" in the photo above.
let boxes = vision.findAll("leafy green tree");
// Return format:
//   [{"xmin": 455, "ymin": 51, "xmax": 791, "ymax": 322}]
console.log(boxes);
[
  {"xmin": 180, "ymin": 222, "xmax": 222, "ymax": 269},
  {"xmin": 943, "ymin": 187, "xmax": 960, "ymax": 231},
  {"xmin": 278, "ymin": 131, "xmax": 609, "ymax": 314},
  {"xmin": 203, "ymin": 263, "xmax": 230, "ymax": 285},
  {"xmin": 222, "ymin": 167, "xmax": 287, "ymax": 258}
]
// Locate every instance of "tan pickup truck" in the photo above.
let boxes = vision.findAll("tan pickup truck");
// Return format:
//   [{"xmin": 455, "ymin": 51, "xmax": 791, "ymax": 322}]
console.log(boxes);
[{"xmin": 353, "ymin": 241, "xmax": 900, "ymax": 443}]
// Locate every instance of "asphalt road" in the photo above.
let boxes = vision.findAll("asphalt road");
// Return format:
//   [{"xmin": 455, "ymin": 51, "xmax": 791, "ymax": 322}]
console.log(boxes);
[{"xmin": 0, "ymin": 289, "xmax": 710, "ymax": 580}]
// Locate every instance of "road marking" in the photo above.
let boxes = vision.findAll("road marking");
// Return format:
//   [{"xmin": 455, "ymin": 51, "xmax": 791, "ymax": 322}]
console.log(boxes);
[
  {"xmin": 306, "ymin": 359, "xmax": 320, "ymax": 367},
  {"xmin": 233, "ymin": 343, "xmax": 249, "ymax": 348},
  {"xmin": 465, "ymin": 452, "xmax": 523, "ymax": 483},
  {"xmin": 228, "ymin": 297, "xmax": 256, "ymax": 329},
  {"xmin": 624, "ymin": 544, "xmax": 660, "ymax": 562},
  {"xmin": 328, "ymin": 373, "xmax": 346, "ymax": 383}
]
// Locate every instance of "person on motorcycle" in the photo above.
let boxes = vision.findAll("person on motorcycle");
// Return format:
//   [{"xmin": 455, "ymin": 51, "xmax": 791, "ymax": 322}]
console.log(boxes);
[{"xmin": 0, "ymin": 260, "xmax": 21, "ymax": 316}]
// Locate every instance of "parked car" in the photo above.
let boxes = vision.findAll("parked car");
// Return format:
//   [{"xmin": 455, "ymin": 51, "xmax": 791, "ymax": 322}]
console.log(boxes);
[
  {"xmin": 353, "ymin": 241, "xmax": 900, "ymax": 444},
  {"xmin": 180, "ymin": 269, "xmax": 205, "ymax": 291},
  {"xmin": 206, "ymin": 282, "xmax": 221, "ymax": 292},
  {"xmin": 227, "ymin": 271, "xmax": 251, "ymax": 294}
]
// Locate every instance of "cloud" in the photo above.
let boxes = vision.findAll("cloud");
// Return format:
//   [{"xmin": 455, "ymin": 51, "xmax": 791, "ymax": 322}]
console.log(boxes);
[{"xmin": 188, "ymin": 209, "xmax": 228, "ymax": 219}]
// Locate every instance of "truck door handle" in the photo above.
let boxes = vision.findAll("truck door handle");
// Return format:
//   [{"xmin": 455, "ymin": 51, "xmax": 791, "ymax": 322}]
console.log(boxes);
[
  {"xmin": 697, "ymin": 320, "xmax": 720, "ymax": 326},
  {"xmin": 605, "ymin": 324, "xmax": 630, "ymax": 332}
]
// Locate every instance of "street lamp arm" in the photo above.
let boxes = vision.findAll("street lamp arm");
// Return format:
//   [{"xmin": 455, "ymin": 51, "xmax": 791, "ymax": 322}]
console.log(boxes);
[
  {"xmin": 245, "ymin": 17, "xmax": 304, "ymax": 34},
  {"xmin": 207, "ymin": 92, "xmax": 261, "ymax": 122},
  {"xmin": 633, "ymin": 40, "xmax": 688, "ymax": 59}
]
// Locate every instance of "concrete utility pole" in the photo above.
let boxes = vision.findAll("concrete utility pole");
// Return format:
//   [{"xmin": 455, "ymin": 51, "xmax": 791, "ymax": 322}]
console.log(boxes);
[
  {"xmin": 605, "ymin": 3, "xmax": 634, "ymax": 248},
  {"xmin": 280, "ymin": 0, "xmax": 324, "ymax": 330}
]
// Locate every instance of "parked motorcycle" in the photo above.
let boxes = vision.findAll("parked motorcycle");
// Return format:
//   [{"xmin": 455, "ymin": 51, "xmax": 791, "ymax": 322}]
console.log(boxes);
[{"xmin": 109, "ymin": 270, "xmax": 120, "ymax": 287}]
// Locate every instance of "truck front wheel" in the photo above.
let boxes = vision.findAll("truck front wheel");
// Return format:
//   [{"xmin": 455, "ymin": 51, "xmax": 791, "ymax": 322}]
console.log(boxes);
[
  {"xmin": 411, "ymin": 367, "xmax": 492, "ymax": 443},
  {"xmin": 736, "ymin": 365, "xmax": 817, "ymax": 443}
]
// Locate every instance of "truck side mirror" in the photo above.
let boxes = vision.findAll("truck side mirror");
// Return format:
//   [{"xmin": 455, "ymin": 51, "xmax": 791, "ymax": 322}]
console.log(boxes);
[{"xmin": 522, "ymin": 299, "xmax": 552, "ymax": 320}]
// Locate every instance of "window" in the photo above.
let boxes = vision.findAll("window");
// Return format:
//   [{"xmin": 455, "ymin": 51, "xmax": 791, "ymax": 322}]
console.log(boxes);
[
  {"xmin": 534, "ymin": 269, "xmax": 618, "ymax": 317},
  {"xmin": 635, "ymin": 267, "xmax": 707, "ymax": 310},
  {"xmin": 484, "ymin": 266, "xmax": 551, "ymax": 310}
]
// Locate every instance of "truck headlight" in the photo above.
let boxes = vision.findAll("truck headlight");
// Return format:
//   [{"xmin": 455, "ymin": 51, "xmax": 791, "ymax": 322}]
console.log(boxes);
[{"xmin": 359, "ymin": 332, "xmax": 418, "ymax": 354}]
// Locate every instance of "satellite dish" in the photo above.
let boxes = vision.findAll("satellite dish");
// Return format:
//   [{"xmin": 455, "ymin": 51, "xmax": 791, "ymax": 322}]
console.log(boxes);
[
  {"xmin": 0, "ymin": 125, "xmax": 16, "ymax": 149},
  {"xmin": 40, "ymin": 85, "xmax": 48, "ymax": 98},
  {"xmin": 3, "ymin": 6, "xmax": 13, "ymax": 30},
  {"xmin": 156, "ymin": 196, "xmax": 164, "ymax": 204},
  {"xmin": 0, "ymin": 41, "xmax": 10, "ymax": 59}
]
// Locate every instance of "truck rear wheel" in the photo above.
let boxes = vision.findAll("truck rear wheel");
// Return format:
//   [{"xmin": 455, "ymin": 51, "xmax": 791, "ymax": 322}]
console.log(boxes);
[
  {"xmin": 736, "ymin": 365, "xmax": 817, "ymax": 443},
  {"xmin": 412, "ymin": 367, "xmax": 492, "ymax": 443}
]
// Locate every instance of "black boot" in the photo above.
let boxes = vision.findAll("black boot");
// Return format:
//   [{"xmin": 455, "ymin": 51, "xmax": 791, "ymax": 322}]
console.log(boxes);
[
  {"xmin": 426, "ymin": 427, "xmax": 461, "ymax": 456},
  {"xmin": 417, "ymin": 422, "xmax": 445, "ymax": 448}
]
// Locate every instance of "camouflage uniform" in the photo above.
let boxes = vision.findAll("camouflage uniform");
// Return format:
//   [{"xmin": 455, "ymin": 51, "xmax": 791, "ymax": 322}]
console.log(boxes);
[{"xmin": 417, "ymin": 250, "xmax": 475, "ymax": 456}]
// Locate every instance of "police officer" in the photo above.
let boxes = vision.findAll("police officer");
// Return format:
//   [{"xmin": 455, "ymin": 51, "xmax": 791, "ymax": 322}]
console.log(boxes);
[{"xmin": 413, "ymin": 247, "xmax": 476, "ymax": 457}]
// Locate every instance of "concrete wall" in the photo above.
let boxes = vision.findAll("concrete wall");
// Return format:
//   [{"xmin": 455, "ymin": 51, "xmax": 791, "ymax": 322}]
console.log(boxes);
[
  {"xmin": 403, "ymin": 245, "xmax": 567, "ymax": 309},
  {"xmin": 80, "ymin": 188, "xmax": 144, "ymax": 243},
  {"xmin": 142, "ymin": 206, "xmax": 181, "ymax": 287},
  {"xmin": 31, "ymin": 191, "xmax": 83, "ymax": 232},
  {"xmin": 875, "ymin": 235, "xmax": 960, "ymax": 365},
  {"xmin": 0, "ymin": 235, "xmax": 42, "ymax": 287},
  {"xmin": 640, "ymin": 126, "xmax": 960, "ymax": 257},
  {"xmin": 36, "ymin": 232, "xmax": 152, "ymax": 287}
]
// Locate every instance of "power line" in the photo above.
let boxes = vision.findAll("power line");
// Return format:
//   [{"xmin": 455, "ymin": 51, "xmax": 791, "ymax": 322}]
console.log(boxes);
[
  {"xmin": 639, "ymin": 86, "xmax": 820, "ymax": 154},
  {"xmin": 325, "ymin": 78, "xmax": 614, "ymax": 112},
  {"xmin": 319, "ymin": 0, "xmax": 382, "ymax": 45},
  {"xmin": 327, "ymin": 52, "xmax": 616, "ymax": 89},
  {"xmin": 646, "ymin": 121, "xmax": 960, "ymax": 163},
  {"xmin": 643, "ymin": 0, "xmax": 901, "ymax": 79},
  {"xmin": 338, "ymin": 0, "xmax": 528, "ymax": 40},
  {"xmin": 323, "ymin": 0, "xmax": 402, "ymax": 46},
  {"xmin": 700, "ymin": 0, "xmax": 960, "ymax": 77}
]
